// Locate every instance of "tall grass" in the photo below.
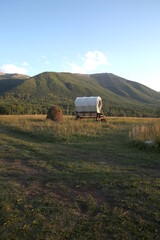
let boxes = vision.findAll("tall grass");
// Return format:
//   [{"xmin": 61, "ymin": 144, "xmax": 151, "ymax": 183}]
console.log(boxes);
[
  {"xmin": 129, "ymin": 120, "xmax": 160, "ymax": 150},
  {"xmin": 0, "ymin": 115, "xmax": 107, "ymax": 141}
]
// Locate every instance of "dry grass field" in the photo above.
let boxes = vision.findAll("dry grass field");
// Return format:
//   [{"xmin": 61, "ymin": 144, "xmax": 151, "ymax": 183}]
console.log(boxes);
[
  {"xmin": 0, "ymin": 115, "xmax": 160, "ymax": 239},
  {"xmin": 0, "ymin": 115, "xmax": 105, "ymax": 141},
  {"xmin": 129, "ymin": 121, "xmax": 160, "ymax": 146}
]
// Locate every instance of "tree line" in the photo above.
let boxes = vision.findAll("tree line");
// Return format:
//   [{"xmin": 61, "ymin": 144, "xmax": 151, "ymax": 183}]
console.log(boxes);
[{"xmin": 0, "ymin": 102, "xmax": 160, "ymax": 117}]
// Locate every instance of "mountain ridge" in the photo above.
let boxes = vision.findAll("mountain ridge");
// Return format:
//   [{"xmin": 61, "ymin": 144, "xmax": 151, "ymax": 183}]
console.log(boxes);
[
  {"xmin": 0, "ymin": 73, "xmax": 30, "ymax": 79},
  {"xmin": 0, "ymin": 71, "xmax": 160, "ymax": 116},
  {"xmin": 0, "ymin": 73, "xmax": 30, "ymax": 95}
]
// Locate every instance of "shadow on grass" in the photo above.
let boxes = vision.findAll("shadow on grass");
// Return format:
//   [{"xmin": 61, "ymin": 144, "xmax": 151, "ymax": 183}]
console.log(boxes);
[{"xmin": 0, "ymin": 122, "xmax": 160, "ymax": 239}]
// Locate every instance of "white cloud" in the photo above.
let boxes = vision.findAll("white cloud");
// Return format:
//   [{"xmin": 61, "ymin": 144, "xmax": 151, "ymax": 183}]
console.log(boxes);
[
  {"xmin": 0, "ymin": 64, "xmax": 28, "ymax": 74},
  {"xmin": 42, "ymin": 56, "xmax": 50, "ymax": 65},
  {"xmin": 22, "ymin": 61, "xmax": 29, "ymax": 66},
  {"xmin": 45, "ymin": 61, "xmax": 50, "ymax": 65},
  {"xmin": 69, "ymin": 50, "xmax": 108, "ymax": 73}
]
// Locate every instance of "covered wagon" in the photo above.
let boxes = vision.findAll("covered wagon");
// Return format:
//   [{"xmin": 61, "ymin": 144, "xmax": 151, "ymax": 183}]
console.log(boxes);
[{"xmin": 75, "ymin": 96, "xmax": 104, "ymax": 120}]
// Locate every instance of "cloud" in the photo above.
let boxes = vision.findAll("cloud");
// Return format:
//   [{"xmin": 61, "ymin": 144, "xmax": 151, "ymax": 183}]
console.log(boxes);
[
  {"xmin": 42, "ymin": 56, "xmax": 50, "ymax": 65},
  {"xmin": 69, "ymin": 50, "xmax": 108, "ymax": 73},
  {"xmin": 22, "ymin": 61, "xmax": 29, "ymax": 66},
  {"xmin": 0, "ymin": 64, "xmax": 28, "ymax": 74}
]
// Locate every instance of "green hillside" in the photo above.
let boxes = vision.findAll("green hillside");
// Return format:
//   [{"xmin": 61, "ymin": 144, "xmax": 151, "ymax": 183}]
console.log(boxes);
[
  {"xmin": 0, "ymin": 73, "xmax": 29, "ymax": 95},
  {"xmin": 91, "ymin": 73, "xmax": 160, "ymax": 104},
  {"xmin": 1, "ymin": 71, "xmax": 160, "ymax": 116}
]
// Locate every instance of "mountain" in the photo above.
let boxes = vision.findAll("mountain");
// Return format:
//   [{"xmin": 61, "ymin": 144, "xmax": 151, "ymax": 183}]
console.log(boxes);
[
  {"xmin": 0, "ymin": 73, "xmax": 29, "ymax": 79},
  {"xmin": 91, "ymin": 73, "xmax": 160, "ymax": 104},
  {"xmin": 0, "ymin": 73, "xmax": 30, "ymax": 95},
  {"xmin": 0, "ymin": 71, "xmax": 160, "ymax": 116}
]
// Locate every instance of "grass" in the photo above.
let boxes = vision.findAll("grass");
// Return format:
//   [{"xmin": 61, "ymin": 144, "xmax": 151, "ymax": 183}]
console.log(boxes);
[
  {"xmin": 0, "ymin": 115, "xmax": 106, "ymax": 142},
  {"xmin": 0, "ymin": 115, "xmax": 160, "ymax": 239},
  {"xmin": 129, "ymin": 119, "xmax": 160, "ymax": 151}
]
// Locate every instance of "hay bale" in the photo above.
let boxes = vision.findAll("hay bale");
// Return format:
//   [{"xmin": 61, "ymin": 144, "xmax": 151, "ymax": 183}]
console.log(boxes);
[{"xmin": 46, "ymin": 106, "xmax": 63, "ymax": 122}]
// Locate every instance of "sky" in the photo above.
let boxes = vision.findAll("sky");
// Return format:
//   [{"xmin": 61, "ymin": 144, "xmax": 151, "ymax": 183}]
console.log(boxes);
[{"xmin": 0, "ymin": 0, "xmax": 160, "ymax": 91}]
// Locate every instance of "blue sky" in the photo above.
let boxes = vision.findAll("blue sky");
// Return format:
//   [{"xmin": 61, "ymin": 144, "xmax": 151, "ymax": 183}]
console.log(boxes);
[{"xmin": 0, "ymin": 0, "xmax": 160, "ymax": 91}]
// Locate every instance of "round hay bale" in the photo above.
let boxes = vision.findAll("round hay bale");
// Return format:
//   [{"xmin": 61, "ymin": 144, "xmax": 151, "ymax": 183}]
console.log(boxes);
[{"xmin": 46, "ymin": 106, "xmax": 63, "ymax": 122}]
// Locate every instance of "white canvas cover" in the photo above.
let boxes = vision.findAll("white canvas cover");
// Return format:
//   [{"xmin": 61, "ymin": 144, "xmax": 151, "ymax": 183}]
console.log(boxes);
[{"xmin": 75, "ymin": 96, "xmax": 102, "ymax": 113}]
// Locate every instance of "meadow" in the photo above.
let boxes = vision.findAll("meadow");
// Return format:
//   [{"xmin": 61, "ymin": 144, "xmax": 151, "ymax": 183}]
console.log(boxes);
[{"xmin": 0, "ymin": 115, "xmax": 160, "ymax": 239}]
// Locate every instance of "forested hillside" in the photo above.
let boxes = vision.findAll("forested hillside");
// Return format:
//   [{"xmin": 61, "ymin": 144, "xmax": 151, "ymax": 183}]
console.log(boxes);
[{"xmin": 0, "ymin": 72, "xmax": 160, "ymax": 116}]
